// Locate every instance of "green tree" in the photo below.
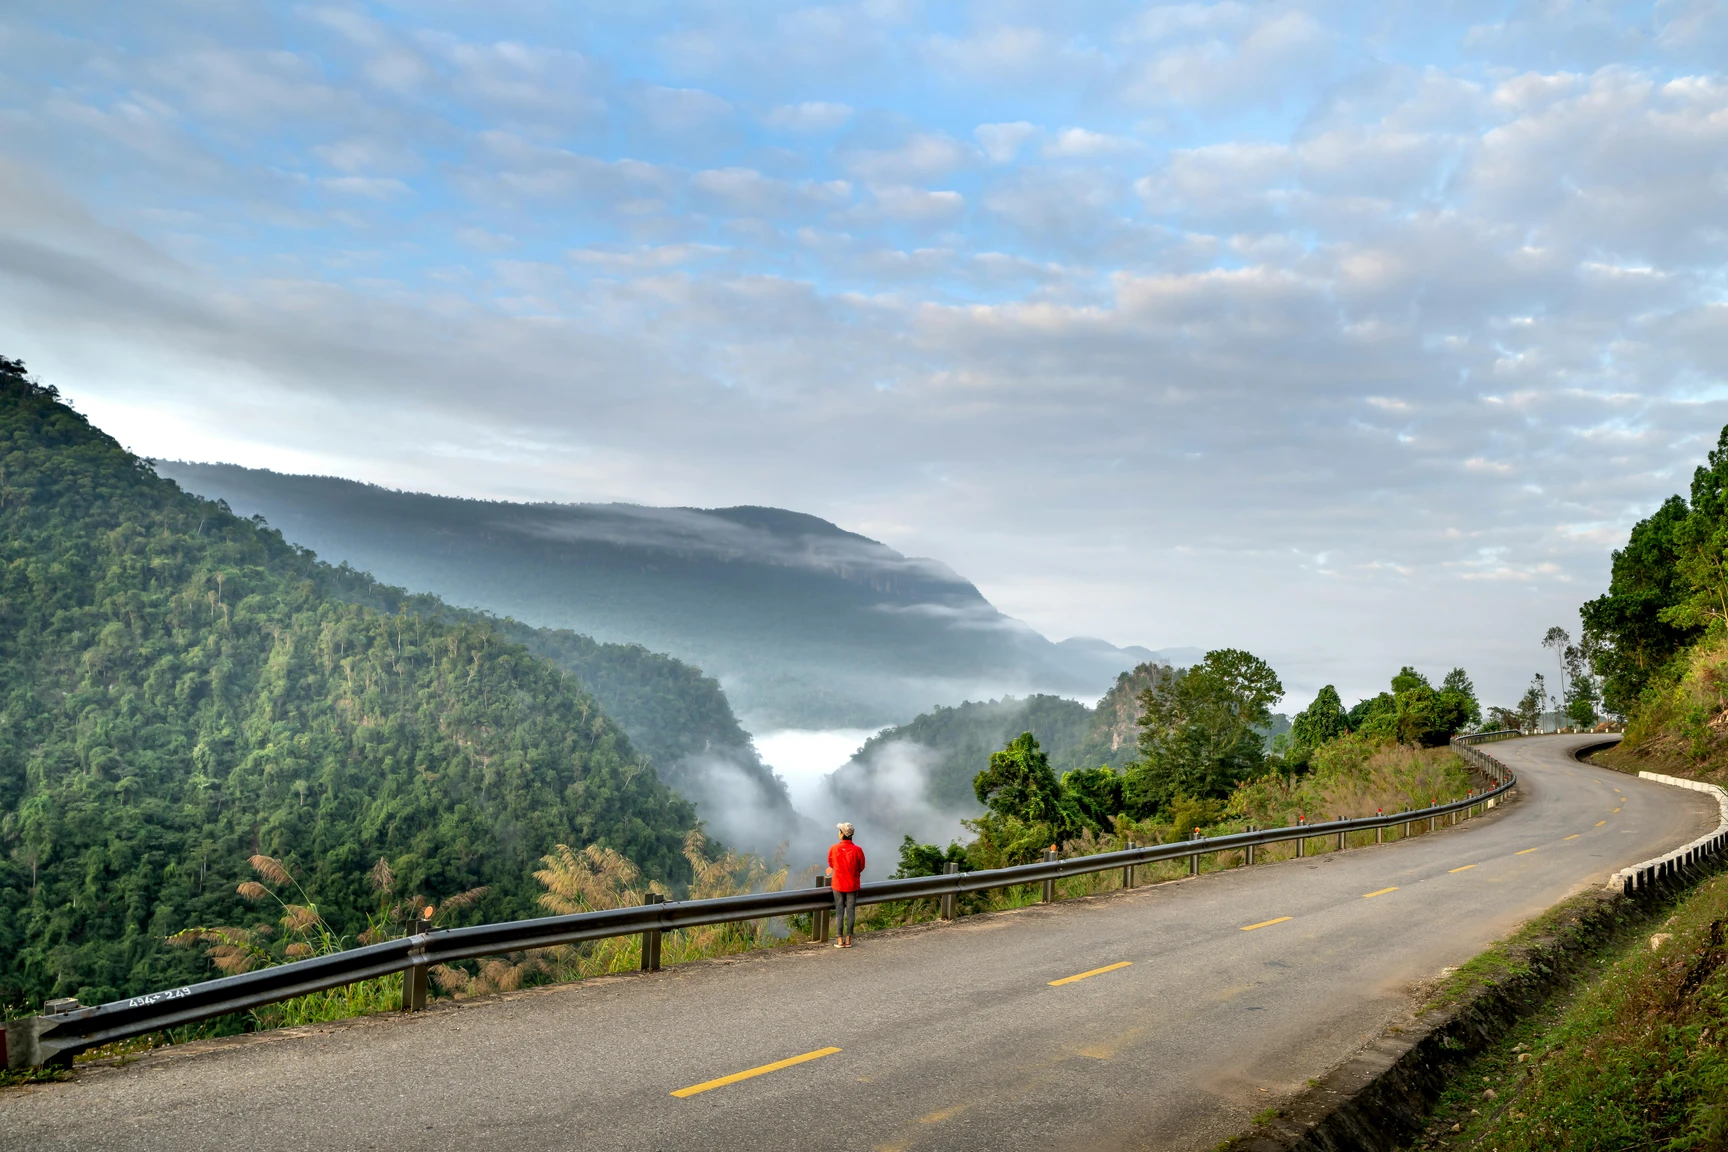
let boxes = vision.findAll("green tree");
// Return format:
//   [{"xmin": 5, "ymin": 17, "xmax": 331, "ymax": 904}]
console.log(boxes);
[
  {"xmin": 1124, "ymin": 649, "xmax": 1283, "ymax": 816},
  {"xmin": 1355, "ymin": 667, "xmax": 1472, "ymax": 747},
  {"xmin": 1562, "ymin": 644, "xmax": 1599, "ymax": 728},
  {"xmin": 1580, "ymin": 496, "xmax": 1699, "ymax": 714},
  {"xmin": 1290, "ymin": 685, "xmax": 1350, "ymax": 753},
  {"xmin": 1058, "ymin": 765, "xmax": 1124, "ymax": 830},
  {"xmin": 1517, "ymin": 674, "xmax": 1549, "ymax": 732},
  {"xmin": 972, "ymin": 732, "xmax": 1074, "ymax": 830},
  {"xmin": 1440, "ymin": 668, "xmax": 1482, "ymax": 729},
  {"xmin": 892, "ymin": 836, "xmax": 969, "ymax": 878}
]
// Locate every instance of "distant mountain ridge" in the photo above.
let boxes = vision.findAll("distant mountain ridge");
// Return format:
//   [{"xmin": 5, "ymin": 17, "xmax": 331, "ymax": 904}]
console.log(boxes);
[{"xmin": 157, "ymin": 463, "xmax": 1157, "ymax": 729}]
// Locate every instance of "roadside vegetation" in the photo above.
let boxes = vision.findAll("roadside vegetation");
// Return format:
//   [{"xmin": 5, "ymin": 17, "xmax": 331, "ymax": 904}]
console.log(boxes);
[{"xmin": 1409, "ymin": 870, "xmax": 1728, "ymax": 1152}]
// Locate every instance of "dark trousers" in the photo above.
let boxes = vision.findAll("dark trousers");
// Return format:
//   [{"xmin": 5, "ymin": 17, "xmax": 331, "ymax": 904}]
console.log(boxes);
[{"xmin": 832, "ymin": 888, "xmax": 858, "ymax": 936}]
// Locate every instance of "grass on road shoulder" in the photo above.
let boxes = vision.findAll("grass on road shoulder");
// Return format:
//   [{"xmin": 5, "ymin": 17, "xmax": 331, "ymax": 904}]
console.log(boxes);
[{"xmin": 1410, "ymin": 871, "xmax": 1728, "ymax": 1152}]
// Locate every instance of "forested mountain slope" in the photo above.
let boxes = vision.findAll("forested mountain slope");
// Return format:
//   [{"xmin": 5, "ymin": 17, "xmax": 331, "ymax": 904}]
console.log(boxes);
[
  {"xmin": 0, "ymin": 362, "xmax": 699, "ymax": 1012},
  {"xmin": 311, "ymin": 577, "xmax": 802, "ymax": 852},
  {"xmin": 157, "ymin": 462, "xmax": 1156, "ymax": 729}
]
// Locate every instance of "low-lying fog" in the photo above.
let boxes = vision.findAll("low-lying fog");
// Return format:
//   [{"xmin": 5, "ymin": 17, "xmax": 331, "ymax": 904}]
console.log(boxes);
[{"xmin": 754, "ymin": 728, "xmax": 979, "ymax": 868}]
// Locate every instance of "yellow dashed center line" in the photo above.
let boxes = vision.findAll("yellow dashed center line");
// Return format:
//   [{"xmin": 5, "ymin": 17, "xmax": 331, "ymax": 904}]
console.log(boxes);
[
  {"xmin": 1597, "ymin": 820, "xmax": 1607, "ymax": 827},
  {"xmin": 1363, "ymin": 887, "xmax": 1399, "ymax": 898},
  {"xmin": 1241, "ymin": 916, "xmax": 1293, "ymax": 931},
  {"xmin": 1049, "ymin": 961, "xmax": 1132, "ymax": 986},
  {"xmin": 1515, "ymin": 847, "xmax": 1539, "ymax": 855},
  {"xmin": 671, "ymin": 1047, "xmax": 841, "ymax": 1098},
  {"xmin": 1613, "ymin": 808, "xmax": 1622, "ymax": 813},
  {"xmin": 1563, "ymin": 834, "xmax": 1580, "ymax": 841},
  {"xmin": 1449, "ymin": 864, "xmax": 1476, "ymax": 873}
]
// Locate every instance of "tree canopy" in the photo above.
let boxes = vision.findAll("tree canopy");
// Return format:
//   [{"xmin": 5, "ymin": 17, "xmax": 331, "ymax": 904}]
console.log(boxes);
[{"xmin": 1123, "ymin": 648, "xmax": 1283, "ymax": 814}]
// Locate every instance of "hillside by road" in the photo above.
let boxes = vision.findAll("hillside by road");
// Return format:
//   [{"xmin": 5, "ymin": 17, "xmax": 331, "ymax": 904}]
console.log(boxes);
[{"xmin": 3, "ymin": 736, "xmax": 1717, "ymax": 1152}]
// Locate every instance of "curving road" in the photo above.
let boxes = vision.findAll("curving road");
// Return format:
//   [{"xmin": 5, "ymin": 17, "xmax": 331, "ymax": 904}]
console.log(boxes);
[{"xmin": 3, "ymin": 736, "xmax": 1720, "ymax": 1152}]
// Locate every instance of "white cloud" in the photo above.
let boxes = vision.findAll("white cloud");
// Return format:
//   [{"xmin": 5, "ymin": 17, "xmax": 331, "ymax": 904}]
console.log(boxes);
[
  {"xmin": 1043, "ymin": 128, "xmax": 1139, "ymax": 157},
  {"xmin": 870, "ymin": 185, "xmax": 966, "ymax": 223},
  {"xmin": 975, "ymin": 121, "xmax": 1037, "ymax": 163},
  {"xmin": 841, "ymin": 133, "xmax": 975, "ymax": 183},
  {"xmin": 637, "ymin": 85, "xmax": 734, "ymax": 132},
  {"xmin": 765, "ymin": 101, "xmax": 854, "ymax": 132}
]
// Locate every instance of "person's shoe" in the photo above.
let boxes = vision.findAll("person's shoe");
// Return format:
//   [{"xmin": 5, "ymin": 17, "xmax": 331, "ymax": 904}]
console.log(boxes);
[{"xmin": 834, "ymin": 940, "xmax": 844, "ymax": 948}]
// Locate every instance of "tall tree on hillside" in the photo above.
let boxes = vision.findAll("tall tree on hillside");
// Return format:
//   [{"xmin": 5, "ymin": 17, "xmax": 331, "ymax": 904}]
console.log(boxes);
[
  {"xmin": 1581, "ymin": 495, "xmax": 1699, "ymax": 715},
  {"xmin": 1124, "ymin": 649, "xmax": 1283, "ymax": 815},
  {"xmin": 1517, "ymin": 674, "xmax": 1548, "ymax": 732},
  {"xmin": 1441, "ymin": 668, "xmax": 1482, "ymax": 730},
  {"xmin": 1290, "ymin": 685, "xmax": 1350, "ymax": 754},
  {"xmin": 972, "ymin": 732, "xmax": 1075, "ymax": 831},
  {"xmin": 1542, "ymin": 626, "xmax": 1571, "ymax": 702},
  {"xmin": 1355, "ymin": 667, "xmax": 1473, "ymax": 747}
]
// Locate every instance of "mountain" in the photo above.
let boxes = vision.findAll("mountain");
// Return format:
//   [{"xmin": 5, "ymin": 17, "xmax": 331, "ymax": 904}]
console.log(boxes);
[
  {"xmin": 0, "ymin": 361, "xmax": 702, "ymax": 1010},
  {"xmin": 154, "ymin": 463, "xmax": 1157, "ymax": 730}
]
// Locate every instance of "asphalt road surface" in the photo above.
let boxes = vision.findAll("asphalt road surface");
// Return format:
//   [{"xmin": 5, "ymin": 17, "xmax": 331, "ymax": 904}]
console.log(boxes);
[{"xmin": 4, "ymin": 735, "xmax": 1719, "ymax": 1152}]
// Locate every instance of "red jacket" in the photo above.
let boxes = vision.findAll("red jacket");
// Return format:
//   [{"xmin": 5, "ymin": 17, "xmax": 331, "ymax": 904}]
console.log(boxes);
[{"xmin": 828, "ymin": 840, "xmax": 866, "ymax": 893}]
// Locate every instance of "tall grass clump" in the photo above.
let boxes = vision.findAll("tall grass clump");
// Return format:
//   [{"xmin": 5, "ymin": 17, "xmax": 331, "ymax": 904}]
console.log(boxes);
[{"xmin": 169, "ymin": 853, "xmax": 486, "ymax": 1026}]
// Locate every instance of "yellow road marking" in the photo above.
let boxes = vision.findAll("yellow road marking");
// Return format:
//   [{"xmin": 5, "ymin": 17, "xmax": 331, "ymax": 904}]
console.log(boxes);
[
  {"xmin": 1049, "ymin": 961, "xmax": 1132, "ymax": 986},
  {"xmin": 1241, "ymin": 916, "xmax": 1293, "ymax": 931},
  {"xmin": 1563, "ymin": 834, "xmax": 1580, "ymax": 841},
  {"xmin": 671, "ymin": 1047, "xmax": 841, "ymax": 1097},
  {"xmin": 1363, "ymin": 887, "xmax": 1399, "ymax": 898},
  {"xmin": 1597, "ymin": 820, "xmax": 1607, "ymax": 827},
  {"xmin": 1449, "ymin": 864, "xmax": 1476, "ymax": 873},
  {"xmin": 1613, "ymin": 808, "xmax": 1621, "ymax": 813},
  {"xmin": 919, "ymin": 1104, "xmax": 969, "ymax": 1124},
  {"xmin": 1515, "ymin": 848, "xmax": 1539, "ymax": 855}
]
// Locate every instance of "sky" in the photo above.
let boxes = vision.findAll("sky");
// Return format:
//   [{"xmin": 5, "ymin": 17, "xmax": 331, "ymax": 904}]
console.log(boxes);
[{"xmin": 3, "ymin": 1, "xmax": 1728, "ymax": 713}]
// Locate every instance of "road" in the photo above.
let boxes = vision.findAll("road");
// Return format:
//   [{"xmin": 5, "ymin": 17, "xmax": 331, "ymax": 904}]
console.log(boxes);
[{"xmin": 3, "ymin": 735, "xmax": 1719, "ymax": 1152}]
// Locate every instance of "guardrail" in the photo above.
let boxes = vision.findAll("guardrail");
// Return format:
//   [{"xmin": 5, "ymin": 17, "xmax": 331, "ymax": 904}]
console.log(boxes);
[
  {"xmin": 1609, "ymin": 772, "xmax": 1728, "ymax": 895},
  {"xmin": 3, "ymin": 730, "xmax": 1522, "ymax": 1070}
]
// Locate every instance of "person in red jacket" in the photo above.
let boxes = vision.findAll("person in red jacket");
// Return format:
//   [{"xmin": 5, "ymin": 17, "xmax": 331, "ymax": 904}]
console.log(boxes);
[{"xmin": 826, "ymin": 822, "xmax": 865, "ymax": 948}]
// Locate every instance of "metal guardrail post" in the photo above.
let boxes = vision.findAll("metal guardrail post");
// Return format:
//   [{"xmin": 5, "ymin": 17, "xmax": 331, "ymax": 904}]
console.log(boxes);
[
  {"xmin": 1375, "ymin": 810, "xmax": 1383, "ymax": 844},
  {"xmin": 1042, "ymin": 848, "xmax": 1058, "ymax": 903},
  {"xmin": 640, "ymin": 893, "xmax": 665, "ymax": 972},
  {"xmin": 1190, "ymin": 830, "xmax": 1201, "ymax": 875},
  {"xmin": 404, "ymin": 918, "xmax": 430, "ymax": 1012},
  {"xmin": 6, "ymin": 999, "xmax": 79, "ymax": 1069},
  {"xmin": 941, "ymin": 862, "xmax": 959, "ymax": 920},
  {"xmin": 1122, "ymin": 842, "xmax": 1136, "ymax": 888},
  {"xmin": 1296, "ymin": 818, "xmax": 1305, "ymax": 858},
  {"xmin": 1244, "ymin": 829, "xmax": 1254, "ymax": 866},
  {"xmin": 815, "ymin": 877, "xmax": 830, "ymax": 943},
  {"xmin": 1335, "ymin": 822, "xmax": 1345, "ymax": 851}
]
